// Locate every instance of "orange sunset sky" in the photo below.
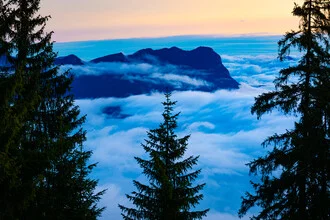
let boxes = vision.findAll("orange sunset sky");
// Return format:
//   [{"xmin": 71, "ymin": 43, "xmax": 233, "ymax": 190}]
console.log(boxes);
[{"xmin": 40, "ymin": 0, "xmax": 303, "ymax": 42}]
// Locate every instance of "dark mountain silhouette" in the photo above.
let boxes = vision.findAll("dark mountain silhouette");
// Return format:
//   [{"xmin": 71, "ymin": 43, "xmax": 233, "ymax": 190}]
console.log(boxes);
[
  {"xmin": 90, "ymin": 52, "xmax": 128, "ymax": 63},
  {"xmin": 129, "ymin": 46, "xmax": 225, "ymax": 70},
  {"xmin": 52, "ymin": 47, "xmax": 240, "ymax": 98},
  {"xmin": 1, "ymin": 54, "xmax": 84, "ymax": 66},
  {"xmin": 54, "ymin": 54, "xmax": 84, "ymax": 65}
]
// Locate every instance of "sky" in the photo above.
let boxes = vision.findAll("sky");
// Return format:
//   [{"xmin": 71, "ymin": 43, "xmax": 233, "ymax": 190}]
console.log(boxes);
[{"xmin": 40, "ymin": 0, "xmax": 302, "ymax": 42}]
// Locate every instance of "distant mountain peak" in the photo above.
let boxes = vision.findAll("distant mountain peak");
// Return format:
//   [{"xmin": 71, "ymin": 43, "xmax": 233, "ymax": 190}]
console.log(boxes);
[
  {"xmin": 90, "ymin": 52, "xmax": 127, "ymax": 63},
  {"xmin": 56, "ymin": 46, "xmax": 224, "ymax": 69},
  {"xmin": 55, "ymin": 54, "xmax": 84, "ymax": 66},
  {"xmin": 193, "ymin": 46, "xmax": 215, "ymax": 52},
  {"xmin": 54, "ymin": 46, "xmax": 239, "ymax": 98},
  {"xmin": 127, "ymin": 46, "xmax": 224, "ymax": 70}
]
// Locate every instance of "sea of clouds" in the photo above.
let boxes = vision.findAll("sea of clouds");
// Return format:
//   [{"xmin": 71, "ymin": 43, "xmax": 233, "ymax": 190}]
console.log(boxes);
[
  {"xmin": 57, "ymin": 36, "xmax": 300, "ymax": 219},
  {"xmin": 60, "ymin": 62, "xmax": 212, "ymax": 90}
]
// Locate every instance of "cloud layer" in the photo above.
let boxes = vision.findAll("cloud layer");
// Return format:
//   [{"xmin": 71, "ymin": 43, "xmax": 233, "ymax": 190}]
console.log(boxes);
[
  {"xmin": 77, "ymin": 88, "xmax": 296, "ymax": 219},
  {"xmin": 66, "ymin": 39, "xmax": 299, "ymax": 219}
]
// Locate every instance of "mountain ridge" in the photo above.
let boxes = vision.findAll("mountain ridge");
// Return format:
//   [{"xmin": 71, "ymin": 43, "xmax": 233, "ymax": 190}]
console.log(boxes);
[
  {"xmin": 56, "ymin": 46, "xmax": 227, "ymax": 71},
  {"xmin": 1, "ymin": 47, "xmax": 240, "ymax": 98}
]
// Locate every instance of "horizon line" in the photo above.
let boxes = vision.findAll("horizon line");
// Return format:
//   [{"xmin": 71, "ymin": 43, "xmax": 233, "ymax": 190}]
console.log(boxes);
[{"xmin": 54, "ymin": 33, "xmax": 282, "ymax": 44}]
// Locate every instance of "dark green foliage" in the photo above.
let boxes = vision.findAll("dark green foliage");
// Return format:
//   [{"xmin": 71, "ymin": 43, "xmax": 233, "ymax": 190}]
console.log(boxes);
[
  {"xmin": 119, "ymin": 93, "xmax": 209, "ymax": 220},
  {"xmin": 0, "ymin": 0, "xmax": 104, "ymax": 219},
  {"xmin": 24, "ymin": 72, "xmax": 105, "ymax": 220},
  {"xmin": 0, "ymin": 0, "xmax": 43, "ymax": 217},
  {"xmin": 239, "ymin": 1, "xmax": 330, "ymax": 219}
]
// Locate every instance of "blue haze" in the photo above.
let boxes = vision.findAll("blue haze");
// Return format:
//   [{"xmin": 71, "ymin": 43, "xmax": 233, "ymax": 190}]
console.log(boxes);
[{"xmin": 54, "ymin": 35, "xmax": 284, "ymax": 61}]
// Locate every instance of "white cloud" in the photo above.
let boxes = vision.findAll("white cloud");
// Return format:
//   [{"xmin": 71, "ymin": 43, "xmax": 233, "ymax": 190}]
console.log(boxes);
[
  {"xmin": 186, "ymin": 121, "xmax": 216, "ymax": 131},
  {"xmin": 151, "ymin": 72, "xmax": 210, "ymax": 88},
  {"xmin": 96, "ymin": 183, "xmax": 127, "ymax": 220},
  {"xmin": 60, "ymin": 62, "xmax": 154, "ymax": 76},
  {"xmin": 221, "ymin": 54, "xmax": 298, "ymax": 90}
]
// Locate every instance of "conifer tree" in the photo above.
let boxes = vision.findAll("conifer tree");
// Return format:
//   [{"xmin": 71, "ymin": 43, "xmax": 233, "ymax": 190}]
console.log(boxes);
[
  {"xmin": 0, "ymin": 0, "xmax": 43, "ymax": 217},
  {"xmin": 239, "ymin": 1, "xmax": 330, "ymax": 219},
  {"xmin": 25, "ymin": 72, "xmax": 105, "ymax": 219},
  {"xmin": 0, "ymin": 0, "xmax": 104, "ymax": 218},
  {"xmin": 119, "ymin": 93, "xmax": 209, "ymax": 220}
]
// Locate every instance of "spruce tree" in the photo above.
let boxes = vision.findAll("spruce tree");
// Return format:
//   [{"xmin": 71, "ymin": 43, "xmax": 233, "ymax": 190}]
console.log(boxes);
[
  {"xmin": 0, "ymin": 0, "xmax": 104, "ymax": 218},
  {"xmin": 239, "ymin": 0, "xmax": 330, "ymax": 219},
  {"xmin": 119, "ymin": 93, "xmax": 209, "ymax": 220},
  {"xmin": 25, "ymin": 72, "xmax": 105, "ymax": 219},
  {"xmin": 0, "ymin": 0, "xmax": 43, "ymax": 217}
]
